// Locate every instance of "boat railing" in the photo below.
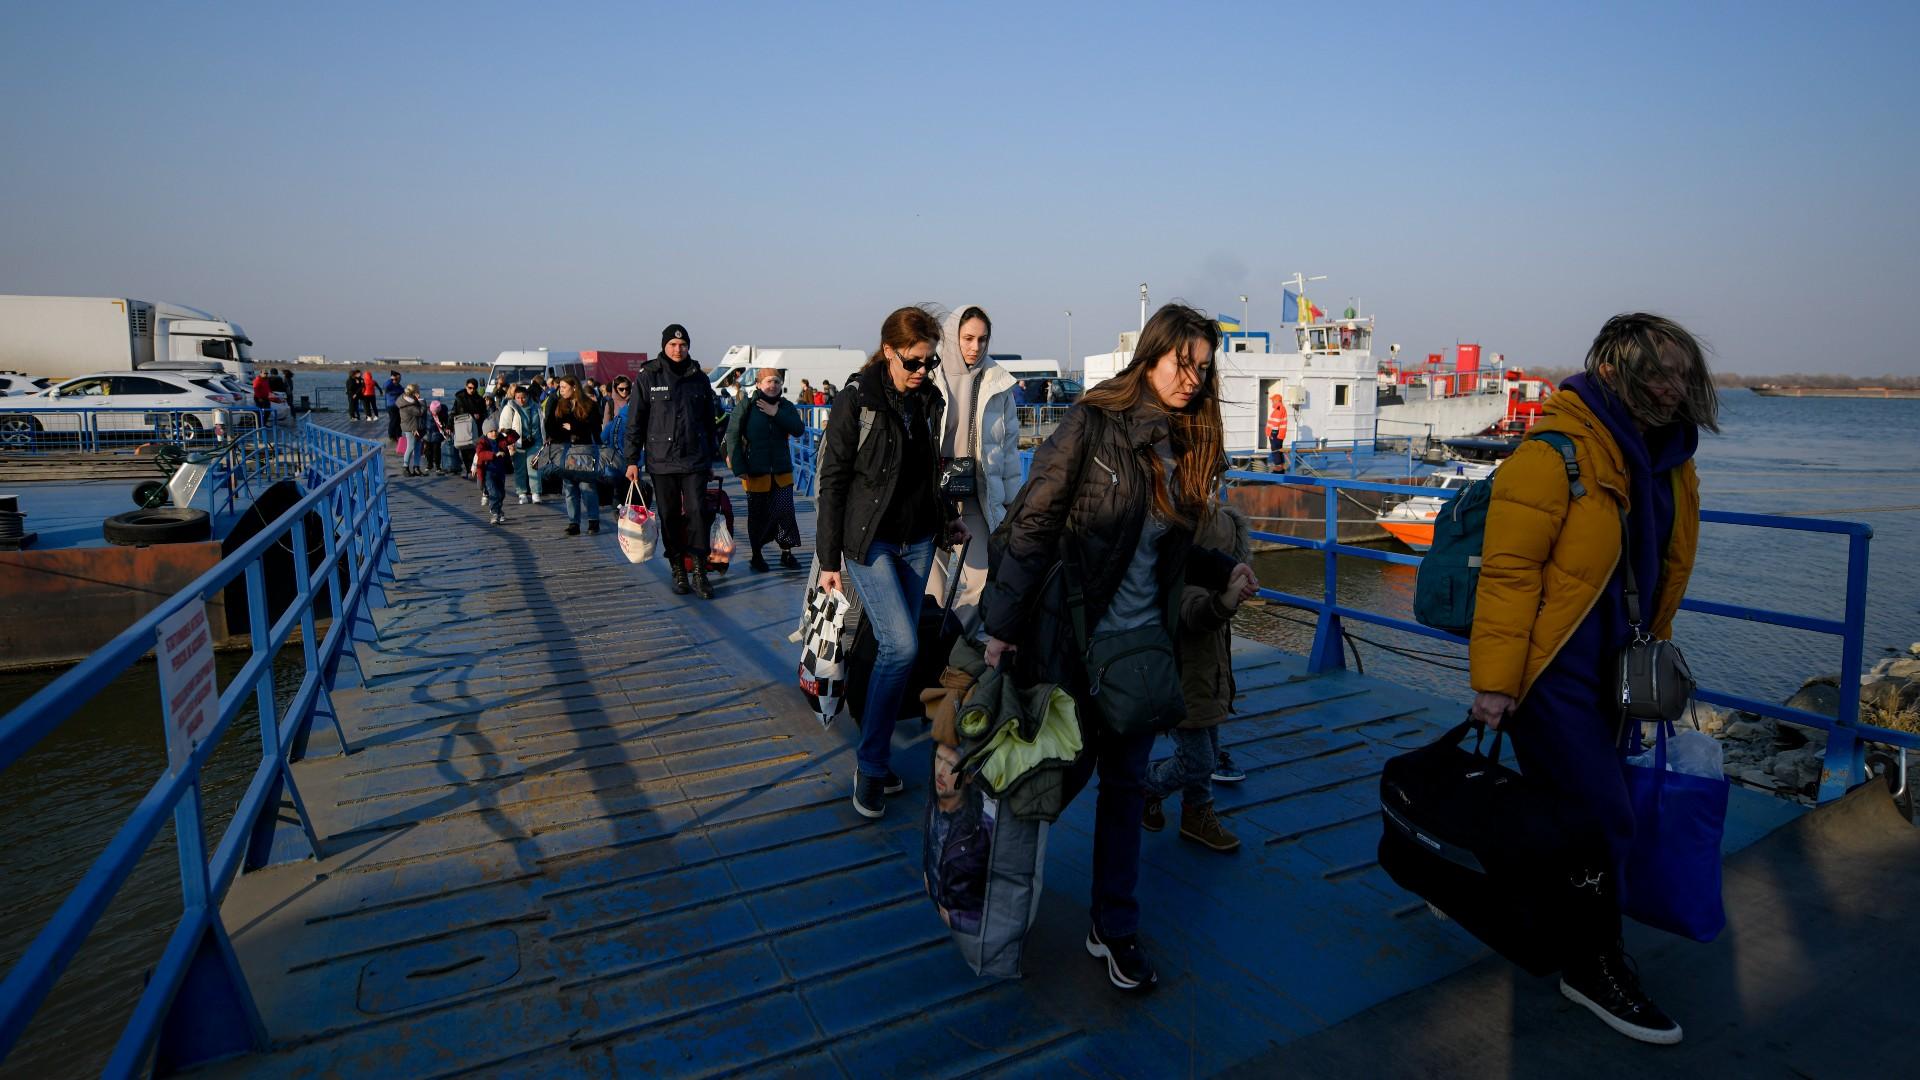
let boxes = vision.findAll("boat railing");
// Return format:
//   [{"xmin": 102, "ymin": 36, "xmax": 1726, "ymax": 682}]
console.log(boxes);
[
  {"xmin": 1223, "ymin": 468, "xmax": 1902, "ymax": 801},
  {"xmin": 0, "ymin": 417, "xmax": 395, "ymax": 1073},
  {"xmin": 0, "ymin": 405, "xmax": 283, "ymax": 455}
]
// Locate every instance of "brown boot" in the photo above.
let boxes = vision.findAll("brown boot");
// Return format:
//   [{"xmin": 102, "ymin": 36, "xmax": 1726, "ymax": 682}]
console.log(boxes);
[
  {"xmin": 1179, "ymin": 801, "xmax": 1240, "ymax": 852},
  {"xmin": 1142, "ymin": 796, "xmax": 1165, "ymax": 832}
]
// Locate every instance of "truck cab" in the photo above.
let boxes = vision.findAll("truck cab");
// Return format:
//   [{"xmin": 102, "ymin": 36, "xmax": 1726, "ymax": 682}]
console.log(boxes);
[{"xmin": 162, "ymin": 317, "xmax": 253, "ymax": 377}]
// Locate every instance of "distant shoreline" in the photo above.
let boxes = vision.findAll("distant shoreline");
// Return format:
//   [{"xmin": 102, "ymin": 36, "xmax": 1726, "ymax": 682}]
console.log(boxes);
[{"xmin": 1751, "ymin": 385, "xmax": 1920, "ymax": 399}]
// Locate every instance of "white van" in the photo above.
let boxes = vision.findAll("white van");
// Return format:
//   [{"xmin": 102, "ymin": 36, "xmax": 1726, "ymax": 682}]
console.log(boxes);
[
  {"xmin": 708, "ymin": 345, "xmax": 869, "ymax": 403},
  {"xmin": 490, "ymin": 349, "xmax": 585, "ymax": 390}
]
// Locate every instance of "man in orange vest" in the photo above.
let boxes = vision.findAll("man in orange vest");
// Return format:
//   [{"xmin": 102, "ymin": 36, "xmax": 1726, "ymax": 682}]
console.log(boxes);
[{"xmin": 1267, "ymin": 384, "xmax": 1289, "ymax": 469}]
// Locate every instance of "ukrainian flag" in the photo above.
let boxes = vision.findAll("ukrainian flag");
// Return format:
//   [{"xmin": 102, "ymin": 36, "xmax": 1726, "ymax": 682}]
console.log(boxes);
[{"xmin": 1216, "ymin": 313, "xmax": 1242, "ymax": 332}]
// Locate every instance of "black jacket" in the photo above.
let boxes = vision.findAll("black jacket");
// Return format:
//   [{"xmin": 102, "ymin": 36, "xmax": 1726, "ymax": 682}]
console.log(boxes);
[
  {"xmin": 545, "ymin": 402, "xmax": 599, "ymax": 446},
  {"xmin": 453, "ymin": 389, "xmax": 489, "ymax": 422},
  {"xmin": 815, "ymin": 364, "xmax": 954, "ymax": 573},
  {"xmin": 982, "ymin": 401, "xmax": 1237, "ymax": 649},
  {"xmin": 624, "ymin": 357, "xmax": 718, "ymax": 474}
]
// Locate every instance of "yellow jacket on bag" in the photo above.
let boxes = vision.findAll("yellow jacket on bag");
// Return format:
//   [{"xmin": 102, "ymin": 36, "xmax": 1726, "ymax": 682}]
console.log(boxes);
[{"xmin": 1468, "ymin": 388, "xmax": 1700, "ymax": 702}]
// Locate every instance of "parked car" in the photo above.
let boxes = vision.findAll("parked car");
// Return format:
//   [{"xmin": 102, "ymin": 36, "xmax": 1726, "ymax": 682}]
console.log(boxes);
[
  {"xmin": 0, "ymin": 373, "xmax": 54, "ymax": 396},
  {"xmin": 0, "ymin": 370, "xmax": 285, "ymax": 447}
]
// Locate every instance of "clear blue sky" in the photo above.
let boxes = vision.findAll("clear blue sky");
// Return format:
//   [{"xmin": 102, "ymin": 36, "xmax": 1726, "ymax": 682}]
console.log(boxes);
[{"xmin": 3, "ymin": 1, "xmax": 1915, "ymax": 375}]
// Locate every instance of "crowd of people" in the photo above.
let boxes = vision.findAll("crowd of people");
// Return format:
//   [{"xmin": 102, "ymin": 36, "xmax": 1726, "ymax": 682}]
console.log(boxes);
[{"xmin": 349, "ymin": 305, "xmax": 1721, "ymax": 1041}]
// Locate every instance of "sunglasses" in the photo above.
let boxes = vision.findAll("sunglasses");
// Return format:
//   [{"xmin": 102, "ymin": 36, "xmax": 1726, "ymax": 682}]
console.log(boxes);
[{"xmin": 895, "ymin": 351, "xmax": 940, "ymax": 374}]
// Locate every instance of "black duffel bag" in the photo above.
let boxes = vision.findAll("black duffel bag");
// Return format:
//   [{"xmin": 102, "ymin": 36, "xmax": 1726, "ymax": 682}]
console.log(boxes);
[{"xmin": 1377, "ymin": 717, "xmax": 1606, "ymax": 977}]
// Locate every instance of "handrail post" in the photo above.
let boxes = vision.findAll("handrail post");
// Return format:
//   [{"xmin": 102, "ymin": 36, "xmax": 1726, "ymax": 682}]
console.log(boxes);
[
  {"xmin": 1308, "ymin": 484, "xmax": 1347, "ymax": 672},
  {"xmin": 1818, "ymin": 529, "xmax": 1873, "ymax": 802}
]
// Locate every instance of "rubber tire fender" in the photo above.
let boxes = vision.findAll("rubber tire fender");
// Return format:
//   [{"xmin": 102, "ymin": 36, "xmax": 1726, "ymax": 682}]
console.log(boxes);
[{"xmin": 102, "ymin": 507, "xmax": 212, "ymax": 546}]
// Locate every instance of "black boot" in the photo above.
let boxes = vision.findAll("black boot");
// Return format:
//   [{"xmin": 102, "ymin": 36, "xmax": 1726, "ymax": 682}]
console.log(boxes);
[
  {"xmin": 750, "ymin": 549, "xmax": 771, "ymax": 573},
  {"xmin": 692, "ymin": 566, "xmax": 715, "ymax": 600},
  {"xmin": 780, "ymin": 548, "xmax": 800, "ymax": 570},
  {"xmin": 670, "ymin": 565, "xmax": 691, "ymax": 595}
]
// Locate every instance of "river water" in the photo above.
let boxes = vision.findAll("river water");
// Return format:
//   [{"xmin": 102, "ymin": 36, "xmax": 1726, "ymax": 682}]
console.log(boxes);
[{"xmin": 1, "ymin": 389, "xmax": 1914, "ymax": 1070}]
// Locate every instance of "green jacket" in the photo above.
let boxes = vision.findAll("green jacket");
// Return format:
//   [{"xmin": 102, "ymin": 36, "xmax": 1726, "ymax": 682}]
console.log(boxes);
[{"xmin": 725, "ymin": 393, "xmax": 806, "ymax": 477}]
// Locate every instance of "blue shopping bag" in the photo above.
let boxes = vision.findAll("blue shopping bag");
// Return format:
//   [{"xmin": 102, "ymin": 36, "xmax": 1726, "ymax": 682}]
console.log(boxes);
[{"xmin": 1619, "ymin": 722, "xmax": 1730, "ymax": 942}]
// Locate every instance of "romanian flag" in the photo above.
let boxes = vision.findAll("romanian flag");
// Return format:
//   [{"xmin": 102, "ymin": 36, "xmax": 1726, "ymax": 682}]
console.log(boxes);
[{"xmin": 1282, "ymin": 291, "xmax": 1325, "ymax": 324}]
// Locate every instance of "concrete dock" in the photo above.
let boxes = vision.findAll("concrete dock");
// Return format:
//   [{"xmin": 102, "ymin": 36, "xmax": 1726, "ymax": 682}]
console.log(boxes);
[{"xmin": 207, "ymin": 418, "xmax": 1829, "ymax": 1077}]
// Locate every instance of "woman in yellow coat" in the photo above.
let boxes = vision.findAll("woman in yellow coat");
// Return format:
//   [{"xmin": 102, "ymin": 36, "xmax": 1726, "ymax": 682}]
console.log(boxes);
[{"xmin": 1468, "ymin": 313, "xmax": 1719, "ymax": 1046}]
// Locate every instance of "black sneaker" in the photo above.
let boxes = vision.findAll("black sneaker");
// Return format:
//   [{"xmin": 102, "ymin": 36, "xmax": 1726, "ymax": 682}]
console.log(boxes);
[
  {"xmin": 587, "ymin": 520, "xmax": 600, "ymax": 535},
  {"xmin": 882, "ymin": 771, "xmax": 905, "ymax": 796},
  {"xmin": 750, "ymin": 552, "xmax": 771, "ymax": 573},
  {"xmin": 1085, "ymin": 926, "xmax": 1157, "ymax": 993},
  {"xmin": 780, "ymin": 549, "xmax": 800, "ymax": 570},
  {"xmin": 1142, "ymin": 797, "xmax": 1165, "ymax": 832},
  {"xmin": 565, "ymin": 523, "xmax": 581, "ymax": 536},
  {"xmin": 1210, "ymin": 750, "xmax": 1247, "ymax": 783},
  {"xmin": 1560, "ymin": 947, "xmax": 1683, "ymax": 1045},
  {"xmin": 670, "ymin": 567, "xmax": 691, "ymax": 595},
  {"xmin": 852, "ymin": 774, "xmax": 886, "ymax": 819}
]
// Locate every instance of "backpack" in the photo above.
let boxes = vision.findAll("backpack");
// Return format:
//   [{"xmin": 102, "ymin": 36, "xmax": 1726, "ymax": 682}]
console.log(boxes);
[{"xmin": 1412, "ymin": 432, "xmax": 1582, "ymax": 635}]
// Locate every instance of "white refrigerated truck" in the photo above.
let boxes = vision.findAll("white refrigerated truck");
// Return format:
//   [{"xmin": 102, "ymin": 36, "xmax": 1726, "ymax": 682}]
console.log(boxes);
[{"xmin": 0, "ymin": 295, "xmax": 255, "ymax": 381}]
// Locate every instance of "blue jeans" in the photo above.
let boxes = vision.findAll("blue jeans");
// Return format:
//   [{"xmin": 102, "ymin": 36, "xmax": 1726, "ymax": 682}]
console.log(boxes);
[
  {"xmin": 562, "ymin": 473, "xmax": 600, "ymax": 525},
  {"xmin": 482, "ymin": 472, "xmax": 506, "ymax": 514},
  {"xmin": 404, "ymin": 435, "xmax": 423, "ymax": 469},
  {"xmin": 1061, "ymin": 722, "xmax": 1157, "ymax": 938},
  {"xmin": 843, "ymin": 536, "xmax": 935, "ymax": 778},
  {"xmin": 1144, "ymin": 726, "xmax": 1218, "ymax": 807}
]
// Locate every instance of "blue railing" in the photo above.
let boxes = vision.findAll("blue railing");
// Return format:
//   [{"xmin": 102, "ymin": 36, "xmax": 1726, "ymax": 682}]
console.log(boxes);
[
  {"xmin": 0, "ymin": 418, "xmax": 394, "ymax": 1074},
  {"xmin": 1222, "ymin": 468, "xmax": 1898, "ymax": 802},
  {"xmin": 795, "ymin": 420, "xmax": 1892, "ymax": 803},
  {"xmin": 0, "ymin": 405, "xmax": 285, "ymax": 454}
]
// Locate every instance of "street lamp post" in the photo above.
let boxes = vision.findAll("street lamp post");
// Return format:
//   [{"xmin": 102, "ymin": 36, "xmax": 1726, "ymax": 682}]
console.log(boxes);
[
  {"xmin": 1064, "ymin": 310, "xmax": 1072, "ymax": 373},
  {"xmin": 1239, "ymin": 294, "xmax": 1249, "ymax": 348}
]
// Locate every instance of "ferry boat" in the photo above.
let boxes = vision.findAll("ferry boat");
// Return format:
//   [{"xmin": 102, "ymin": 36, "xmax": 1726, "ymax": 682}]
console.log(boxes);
[{"xmin": 1375, "ymin": 461, "xmax": 1495, "ymax": 551}]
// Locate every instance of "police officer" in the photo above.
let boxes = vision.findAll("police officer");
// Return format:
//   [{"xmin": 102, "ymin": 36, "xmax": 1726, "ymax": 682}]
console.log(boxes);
[{"xmin": 625, "ymin": 324, "xmax": 721, "ymax": 598}]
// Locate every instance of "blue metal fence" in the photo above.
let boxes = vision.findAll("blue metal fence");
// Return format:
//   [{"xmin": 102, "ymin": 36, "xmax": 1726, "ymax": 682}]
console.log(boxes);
[
  {"xmin": 0, "ymin": 418, "xmax": 394, "ymax": 1074},
  {"xmin": 794, "ymin": 421, "xmax": 1896, "ymax": 802},
  {"xmin": 1221, "ymin": 468, "xmax": 1902, "ymax": 802},
  {"xmin": 0, "ymin": 405, "xmax": 285, "ymax": 453}
]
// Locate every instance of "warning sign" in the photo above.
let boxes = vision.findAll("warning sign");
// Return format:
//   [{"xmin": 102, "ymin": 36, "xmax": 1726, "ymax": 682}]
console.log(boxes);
[{"xmin": 156, "ymin": 603, "xmax": 219, "ymax": 775}]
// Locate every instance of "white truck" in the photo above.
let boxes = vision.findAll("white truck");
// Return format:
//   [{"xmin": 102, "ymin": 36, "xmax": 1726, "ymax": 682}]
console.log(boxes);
[
  {"xmin": 708, "ymin": 345, "xmax": 869, "ymax": 402},
  {"xmin": 0, "ymin": 295, "xmax": 255, "ymax": 381}
]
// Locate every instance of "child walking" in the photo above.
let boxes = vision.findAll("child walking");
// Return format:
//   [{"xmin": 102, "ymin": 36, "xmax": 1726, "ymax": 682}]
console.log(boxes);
[
  {"xmin": 1142, "ymin": 501, "xmax": 1253, "ymax": 852},
  {"xmin": 475, "ymin": 426, "xmax": 516, "ymax": 525}
]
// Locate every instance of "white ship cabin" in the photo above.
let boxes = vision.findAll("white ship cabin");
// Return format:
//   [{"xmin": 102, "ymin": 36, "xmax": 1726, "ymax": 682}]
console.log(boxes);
[{"xmin": 1079, "ymin": 317, "xmax": 1378, "ymax": 455}]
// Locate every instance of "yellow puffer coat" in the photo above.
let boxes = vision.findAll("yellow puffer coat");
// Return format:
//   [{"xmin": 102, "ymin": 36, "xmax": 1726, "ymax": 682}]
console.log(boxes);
[{"xmin": 1468, "ymin": 388, "xmax": 1699, "ymax": 702}]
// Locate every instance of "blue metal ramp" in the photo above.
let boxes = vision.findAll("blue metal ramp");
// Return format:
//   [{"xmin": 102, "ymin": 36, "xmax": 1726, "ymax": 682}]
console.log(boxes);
[{"xmin": 202, "ymin": 449, "xmax": 1803, "ymax": 1077}]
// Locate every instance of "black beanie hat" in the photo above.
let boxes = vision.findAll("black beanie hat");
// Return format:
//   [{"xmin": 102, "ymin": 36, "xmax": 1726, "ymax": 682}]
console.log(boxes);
[{"xmin": 661, "ymin": 324, "xmax": 690, "ymax": 349}]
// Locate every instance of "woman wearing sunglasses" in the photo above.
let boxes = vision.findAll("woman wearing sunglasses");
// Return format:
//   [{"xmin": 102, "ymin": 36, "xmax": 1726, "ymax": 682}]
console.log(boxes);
[{"xmin": 816, "ymin": 305, "xmax": 970, "ymax": 819}]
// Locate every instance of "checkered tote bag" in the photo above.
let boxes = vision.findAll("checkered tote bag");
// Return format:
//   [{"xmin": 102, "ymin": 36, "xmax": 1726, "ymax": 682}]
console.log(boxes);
[{"xmin": 794, "ymin": 583, "xmax": 855, "ymax": 726}]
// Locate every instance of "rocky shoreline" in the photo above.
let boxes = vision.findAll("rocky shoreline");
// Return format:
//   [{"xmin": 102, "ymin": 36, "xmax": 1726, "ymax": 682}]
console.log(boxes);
[{"xmin": 1704, "ymin": 645, "xmax": 1920, "ymax": 803}]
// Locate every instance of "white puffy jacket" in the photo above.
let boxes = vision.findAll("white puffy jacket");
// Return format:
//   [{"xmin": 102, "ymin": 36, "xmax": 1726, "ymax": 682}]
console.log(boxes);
[{"xmin": 934, "ymin": 306, "xmax": 1023, "ymax": 534}]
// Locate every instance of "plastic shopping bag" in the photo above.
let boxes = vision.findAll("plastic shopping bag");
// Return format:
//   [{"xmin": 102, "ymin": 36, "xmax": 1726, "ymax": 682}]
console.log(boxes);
[
  {"xmin": 795, "ymin": 584, "xmax": 853, "ymax": 726},
  {"xmin": 616, "ymin": 481, "xmax": 659, "ymax": 564},
  {"xmin": 709, "ymin": 516, "xmax": 735, "ymax": 567},
  {"xmin": 1620, "ymin": 722, "xmax": 1730, "ymax": 942}
]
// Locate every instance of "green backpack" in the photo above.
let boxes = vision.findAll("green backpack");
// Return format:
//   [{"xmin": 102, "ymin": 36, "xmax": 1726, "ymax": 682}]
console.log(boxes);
[{"xmin": 1412, "ymin": 432, "xmax": 1583, "ymax": 635}]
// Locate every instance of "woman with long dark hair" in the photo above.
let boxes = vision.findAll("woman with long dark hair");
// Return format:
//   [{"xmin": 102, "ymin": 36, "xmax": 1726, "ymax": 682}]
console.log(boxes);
[
  {"xmin": 545, "ymin": 375, "xmax": 603, "ymax": 536},
  {"xmin": 981, "ymin": 302, "xmax": 1258, "ymax": 994},
  {"xmin": 816, "ymin": 306, "xmax": 969, "ymax": 819}
]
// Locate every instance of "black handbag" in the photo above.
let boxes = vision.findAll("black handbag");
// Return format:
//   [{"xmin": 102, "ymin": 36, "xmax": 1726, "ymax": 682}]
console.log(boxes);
[
  {"xmin": 940, "ymin": 397, "xmax": 979, "ymax": 497},
  {"xmin": 1613, "ymin": 510, "xmax": 1696, "ymax": 729},
  {"xmin": 1377, "ymin": 718, "xmax": 1606, "ymax": 976}
]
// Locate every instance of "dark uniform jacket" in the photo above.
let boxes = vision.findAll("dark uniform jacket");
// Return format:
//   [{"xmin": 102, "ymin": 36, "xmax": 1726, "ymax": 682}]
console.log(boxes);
[{"xmin": 624, "ymin": 357, "xmax": 719, "ymax": 474}]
